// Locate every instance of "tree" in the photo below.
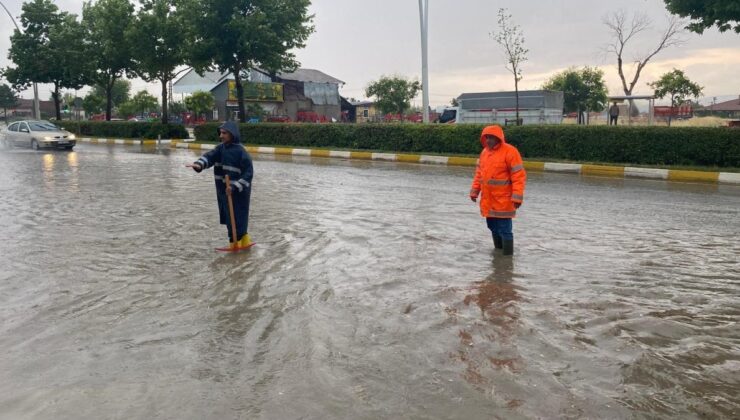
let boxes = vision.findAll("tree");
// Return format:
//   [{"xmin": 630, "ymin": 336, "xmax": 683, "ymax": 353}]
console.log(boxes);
[
  {"xmin": 542, "ymin": 67, "xmax": 608, "ymax": 125},
  {"xmin": 116, "ymin": 101, "xmax": 137, "ymax": 119},
  {"xmin": 663, "ymin": 0, "xmax": 740, "ymax": 34},
  {"xmin": 184, "ymin": 90, "xmax": 215, "ymax": 120},
  {"xmin": 3, "ymin": 0, "xmax": 62, "ymax": 95},
  {"xmin": 0, "ymin": 84, "xmax": 19, "ymax": 122},
  {"xmin": 128, "ymin": 0, "xmax": 188, "ymax": 124},
  {"xmin": 648, "ymin": 69, "xmax": 703, "ymax": 126},
  {"xmin": 491, "ymin": 8, "xmax": 528, "ymax": 125},
  {"xmin": 4, "ymin": 0, "xmax": 92, "ymax": 120},
  {"xmin": 61, "ymin": 92, "xmax": 76, "ymax": 114},
  {"xmin": 82, "ymin": 92, "xmax": 106, "ymax": 116},
  {"xmin": 604, "ymin": 10, "xmax": 686, "ymax": 113},
  {"xmin": 246, "ymin": 103, "xmax": 266, "ymax": 120},
  {"xmin": 450, "ymin": 97, "xmax": 459, "ymax": 107},
  {"xmin": 118, "ymin": 90, "xmax": 159, "ymax": 119},
  {"xmin": 130, "ymin": 90, "xmax": 159, "ymax": 116},
  {"xmin": 185, "ymin": 0, "xmax": 314, "ymax": 123},
  {"xmin": 168, "ymin": 101, "xmax": 187, "ymax": 116},
  {"xmin": 82, "ymin": 0, "xmax": 135, "ymax": 121},
  {"xmin": 92, "ymin": 79, "xmax": 131, "ymax": 109},
  {"xmin": 365, "ymin": 75, "xmax": 421, "ymax": 119}
]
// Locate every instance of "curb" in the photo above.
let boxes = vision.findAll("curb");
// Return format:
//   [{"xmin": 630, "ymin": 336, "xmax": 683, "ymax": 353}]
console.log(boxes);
[{"xmin": 77, "ymin": 138, "xmax": 740, "ymax": 185}]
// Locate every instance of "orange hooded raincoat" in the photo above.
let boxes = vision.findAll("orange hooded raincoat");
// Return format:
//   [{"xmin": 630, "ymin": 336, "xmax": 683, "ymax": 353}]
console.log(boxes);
[{"xmin": 469, "ymin": 125, "xmax": 526, "ymax": 218}]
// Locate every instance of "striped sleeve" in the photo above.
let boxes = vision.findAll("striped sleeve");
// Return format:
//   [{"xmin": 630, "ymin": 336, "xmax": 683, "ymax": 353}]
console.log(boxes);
[
  {"xmin": 509, "ymin": 148, "xmax": 526, "ymax": 203},
  {"xmin": 194, "ymin": 145, "xmax": 221, "ymax": 171},
  {"xmin": 469, "ymin": 155, "xmax": 482, "ymax": 198}
]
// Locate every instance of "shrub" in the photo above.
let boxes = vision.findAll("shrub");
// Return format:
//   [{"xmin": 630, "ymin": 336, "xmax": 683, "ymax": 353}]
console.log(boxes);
[
  {"xmin": 57, "ymin": 121, "xmax": 189, "ymax": 140},
  {"xmin": 196, "ymin": 123, "xmax": 740, "ymax": 167}
]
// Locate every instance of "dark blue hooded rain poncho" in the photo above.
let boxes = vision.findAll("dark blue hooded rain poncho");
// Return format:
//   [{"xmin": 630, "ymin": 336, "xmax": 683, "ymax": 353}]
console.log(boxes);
[{"xmin": 192, "ymin": 121, "xmax": 254, "ymax": 241}]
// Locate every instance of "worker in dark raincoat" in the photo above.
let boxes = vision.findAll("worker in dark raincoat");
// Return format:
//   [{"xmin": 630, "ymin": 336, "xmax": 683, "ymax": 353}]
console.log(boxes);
[{"xmin": 187, "ymin": 121, "xmax": 254, "ymax": 247}]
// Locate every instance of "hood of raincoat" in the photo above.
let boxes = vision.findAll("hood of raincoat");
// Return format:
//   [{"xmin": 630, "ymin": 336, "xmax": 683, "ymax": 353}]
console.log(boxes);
[
  {"xmin": 217, "ymin": 121, "xmax": 241, "ymax": 144},
  {"xmin": 480, "ymin": 125, "xmax": 506, "ymax": 148}
]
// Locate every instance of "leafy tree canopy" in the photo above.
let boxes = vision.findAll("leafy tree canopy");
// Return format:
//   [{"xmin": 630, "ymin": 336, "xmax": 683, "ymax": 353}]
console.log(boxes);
[
  {"xmin": 0, "ymin": 84, "xmax": 20, "ymax": 121},
  {"xmin": 131, "ymin": 90, "xmax": 159, "ymax": 114},
  {"xmin": 649, "ymin": 69, "xmax": 703, "ymax": 106},
  {"xmin": 118, "ymin": 90, "xmax": 159, "ymax": 119},
  {"xmin": 664, "ymin": 0, "xmax": 740, "ymax": 33},
  {"xmin": 5, "ymin": 0, "xmax": 91, "ymax": 120},
  {"xmin": 542, "ymin": 67, "xmax": 609, "ymax": 114},
  {"xmin": 82, "ymin": 0, "xmax": 136, "ymax": 120},
  {"xmin": 92, "ymin": 79, "xmax": 131, "ymax": 108},
  {"xmin": 128, "ymin": 0, "xmax": 188, "ymax": 123},
  {"xmin": 365, "ymin": 75, "xmax": 421, "ymax": 117},
  {"xmin": 82, "ymin": 92, "xmax": 106, "ymax": 116},
  {"xmin": 4, "ymin": 0, "xmax": 64, "ymax": 91},
  {"xmin": 185, "ymin": 0, "xmax": 314, "ymax": 122},
  {"xmin": 184, "ymin": 90, "xmax": 215, "ymax": 118},
  {"xmin": 648, "ymin": 68, "xmax": 703, "ymax": 125}
]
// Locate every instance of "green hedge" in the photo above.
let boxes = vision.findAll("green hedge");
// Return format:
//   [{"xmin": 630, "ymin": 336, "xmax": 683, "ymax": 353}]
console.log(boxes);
[
  {"xmin": 57, "ymin": 121, "xmax": 189, "ymax": 140},
  {"xmin": 194, "ymin": 123, "xmax": 740, "ymax": 168}
]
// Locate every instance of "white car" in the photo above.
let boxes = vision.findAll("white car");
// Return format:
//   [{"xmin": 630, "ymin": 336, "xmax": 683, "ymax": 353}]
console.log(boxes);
[{"xmin": 3, "ymin": 120, "xmax": 76, "ymax": 150}]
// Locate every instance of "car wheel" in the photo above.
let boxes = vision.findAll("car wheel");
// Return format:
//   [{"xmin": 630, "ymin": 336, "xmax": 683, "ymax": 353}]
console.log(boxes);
[
  {"xmin": 31, "ymin": 139, "xmax": 39, "ymax": 150},
  {"xmin": 65, "ymin": 145, "xmax": 74, "ymax": 151}
]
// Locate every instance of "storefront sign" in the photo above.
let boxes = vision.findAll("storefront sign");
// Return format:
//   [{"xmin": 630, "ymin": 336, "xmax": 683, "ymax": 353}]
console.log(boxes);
[{"xmin": 227, "ymin": 80, "xmax": 284, "ymax": 102}]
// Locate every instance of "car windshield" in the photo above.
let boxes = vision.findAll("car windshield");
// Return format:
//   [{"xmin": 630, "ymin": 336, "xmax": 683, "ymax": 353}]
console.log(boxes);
[{"xmin": 28, "ymin": 121, "xmax": 60, "ymax": 131}]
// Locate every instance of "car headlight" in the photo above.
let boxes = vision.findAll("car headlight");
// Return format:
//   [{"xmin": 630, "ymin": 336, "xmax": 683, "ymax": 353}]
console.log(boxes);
[
  {"xmin": 68, "ymin": 134, "xmax": 76, "ymax": 140},
  {"xmin": 44, "ymin": 136, "xmax": 52, "ymax": 141}
]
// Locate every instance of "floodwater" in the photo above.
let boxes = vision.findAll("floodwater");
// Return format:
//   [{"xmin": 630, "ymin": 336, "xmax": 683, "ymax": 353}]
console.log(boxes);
[{"xmin": 0, "ymin": 144, "xmax": 738, "ymax": 419}]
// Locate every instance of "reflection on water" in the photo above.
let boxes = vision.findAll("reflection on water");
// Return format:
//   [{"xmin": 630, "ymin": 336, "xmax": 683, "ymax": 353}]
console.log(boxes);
[
  {"xmin": 450, "ymin": 256, "xmax": 525, "ymax": 410},
  {"xmin": 42, "ymin": 153, "xmax": 55, "ymax": 188}
]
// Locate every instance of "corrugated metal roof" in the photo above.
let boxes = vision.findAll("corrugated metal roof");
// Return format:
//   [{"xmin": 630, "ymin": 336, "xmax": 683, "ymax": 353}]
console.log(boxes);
[
  {"xmin": 173, "ymin": 68, "xmax": 344, "ymax": 93},
  {"xmin": 458, "ymin": 90, "xmax": 563, "ymax": 110},
  {"xmin": 707, "ymin": 97, "xmax": 740, "ymax": 111},
  {"xmin": 274, "ymin": 68, "xmax": 344, "ymax": 85}
]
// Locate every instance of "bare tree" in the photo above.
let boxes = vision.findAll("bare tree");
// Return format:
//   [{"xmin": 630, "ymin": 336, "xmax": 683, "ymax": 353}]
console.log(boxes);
[
  {"xmin": 491, "ymin": 8, "xmax": 528, "ymax": 125},
  {"xmin": 604, "ymin": 10, "xmax": 687, "ymax": 113}
]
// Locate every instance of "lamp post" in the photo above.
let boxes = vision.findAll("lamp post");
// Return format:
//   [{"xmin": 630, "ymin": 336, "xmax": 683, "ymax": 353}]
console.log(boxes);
[
  {"xmin": 418, "ymin": 0, "xmax": 429, "ymax": 123},
  {"xmin": 0, "ymin": 0, "xmax": 41, "ymax": 119}
]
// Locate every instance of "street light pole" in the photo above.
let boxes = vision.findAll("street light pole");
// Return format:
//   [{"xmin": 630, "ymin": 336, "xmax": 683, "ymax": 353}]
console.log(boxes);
[
  {"xmin": 418, "ymin": 0, "xmax": 429, "ymax": 123},
  {"xmin": 0, "ymin": 0, "xmax": 41, "ymax": 120}
]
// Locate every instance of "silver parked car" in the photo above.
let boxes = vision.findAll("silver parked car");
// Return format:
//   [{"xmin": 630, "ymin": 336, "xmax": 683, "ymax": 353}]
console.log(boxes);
[{"xmin": 2, "ymin": 120, "xmax": 76, "ymax": 150}]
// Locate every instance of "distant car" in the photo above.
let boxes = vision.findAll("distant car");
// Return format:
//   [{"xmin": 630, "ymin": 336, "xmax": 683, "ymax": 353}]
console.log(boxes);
[{"xmin": 2, "ymin": 120, "xmax": 76, "ymax": 150}]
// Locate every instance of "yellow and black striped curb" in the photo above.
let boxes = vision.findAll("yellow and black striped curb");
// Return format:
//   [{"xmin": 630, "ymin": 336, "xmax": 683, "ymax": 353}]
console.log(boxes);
[{"xmin": 77, "ymin": 137, "xmax": 740, "ymax": 185}]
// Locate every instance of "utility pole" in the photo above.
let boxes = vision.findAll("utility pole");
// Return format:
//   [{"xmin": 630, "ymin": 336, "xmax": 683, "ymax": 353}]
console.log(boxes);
[
  {"xmin": 0, "ymin": 0, "xmax": 41, "ymax": 120},
  {"xmin": 418, "ymin": 0, "xmax": 429, "ymax": 123}
]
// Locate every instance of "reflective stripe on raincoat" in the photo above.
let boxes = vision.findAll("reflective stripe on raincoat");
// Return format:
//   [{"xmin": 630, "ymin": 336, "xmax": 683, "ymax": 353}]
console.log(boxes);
[{"xmin": 469, "ymin": 125, "xmax": 526, "ymax": 219}]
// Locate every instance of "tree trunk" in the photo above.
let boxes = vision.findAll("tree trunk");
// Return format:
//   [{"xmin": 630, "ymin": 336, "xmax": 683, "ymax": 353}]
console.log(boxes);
[
  {"xmin": 105, "ymin": 76, "xmax": 115, "ymax": 121},
  {"xmin": 232, "ymin": 67, "xmax": 246, "ymax": 123},
  {"xmin": 514, "ymin": 74, "xmax": 520, "ymax": 125},
  {"xmin": 160, "ymin": 78, "xmax": 169, "ymax": 124},
  {"xmin": 53, "ymin": 84, "xmax": 61, "ymax": 121}
]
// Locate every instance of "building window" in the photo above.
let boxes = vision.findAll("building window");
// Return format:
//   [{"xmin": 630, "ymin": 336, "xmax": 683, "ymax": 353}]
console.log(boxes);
[{"xmin": 363, "ymin": 109, "xmax": 369, "ymax": 118}]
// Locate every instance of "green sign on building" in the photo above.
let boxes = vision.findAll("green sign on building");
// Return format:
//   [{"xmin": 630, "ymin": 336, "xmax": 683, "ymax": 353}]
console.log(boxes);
[{"xmin": 228, "ymin": 80, "xmax": 284, "ymax": 102}]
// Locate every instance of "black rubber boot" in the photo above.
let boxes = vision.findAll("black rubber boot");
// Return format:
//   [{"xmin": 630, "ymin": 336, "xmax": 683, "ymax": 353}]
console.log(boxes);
[
  {"xmin": 493, "ymin": 234, "xmax": 503, "ymax": 249},
  {"xmin": 502, "ymin": 239, "xmax": 514, "ymax": 256}
]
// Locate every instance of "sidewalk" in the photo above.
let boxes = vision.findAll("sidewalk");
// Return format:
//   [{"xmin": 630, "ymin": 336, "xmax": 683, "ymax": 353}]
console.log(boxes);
[{"xmin": 76, "ymin": 137, "xmax": 740, "ymax": 185}]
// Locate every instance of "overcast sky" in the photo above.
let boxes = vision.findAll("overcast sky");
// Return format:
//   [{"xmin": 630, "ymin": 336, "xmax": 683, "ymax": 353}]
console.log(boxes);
[{"xmin": 1, "ymin": 0, "xmax": 738, "ymax": 107}]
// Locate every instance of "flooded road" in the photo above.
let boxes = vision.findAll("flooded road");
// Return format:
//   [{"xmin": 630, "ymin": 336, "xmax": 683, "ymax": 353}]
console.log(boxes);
[{"xmin": 1, "ymin": 144, "xmax": 738, "ymax": 419}]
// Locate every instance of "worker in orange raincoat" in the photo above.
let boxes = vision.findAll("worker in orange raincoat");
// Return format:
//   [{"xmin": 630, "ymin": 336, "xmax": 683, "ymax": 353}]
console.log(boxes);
[{"xmin": 469, "ymin": 125, "xmax": 527, "ymax": 255}]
